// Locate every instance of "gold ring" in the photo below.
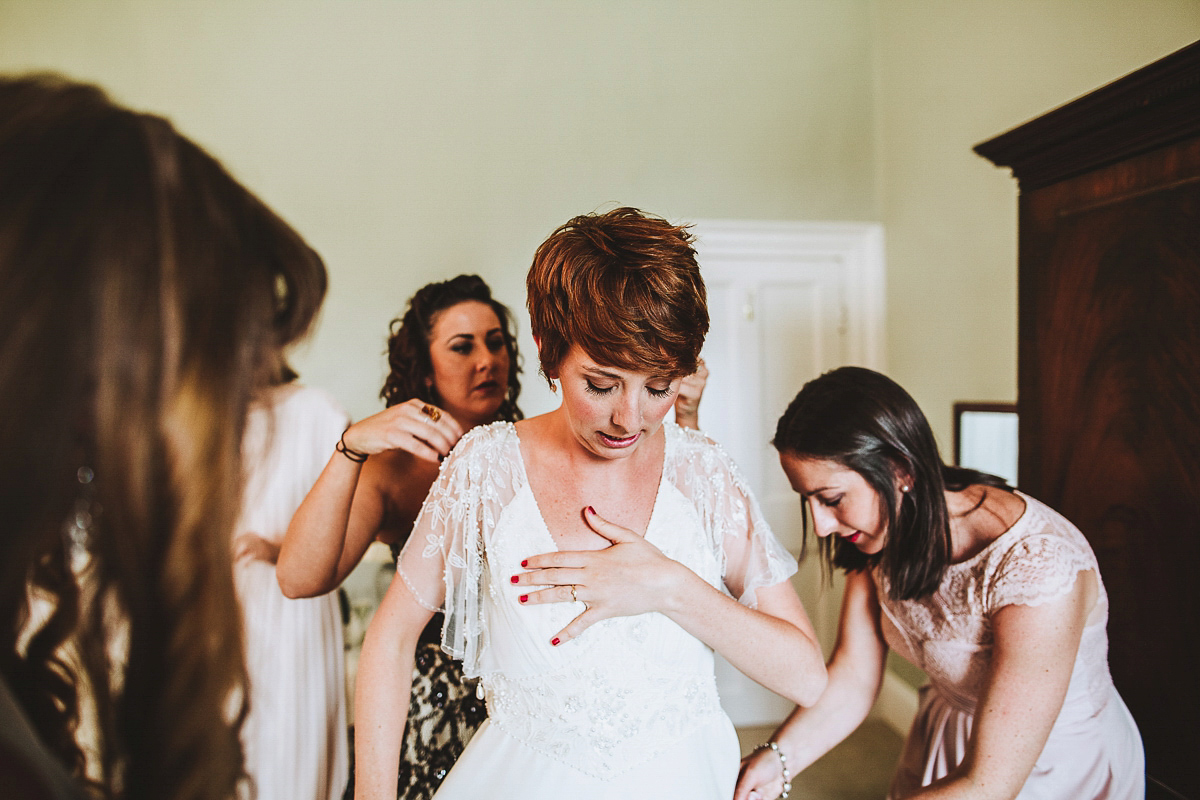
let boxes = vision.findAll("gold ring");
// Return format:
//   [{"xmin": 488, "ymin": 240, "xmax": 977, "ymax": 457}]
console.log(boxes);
[
  {"xmin": 421, "ymin": 403, "xmax": 441, "ymax": 422},
  {"xmin": 570, "ymin": 585, "xmax": 578, "ymax": 603}
]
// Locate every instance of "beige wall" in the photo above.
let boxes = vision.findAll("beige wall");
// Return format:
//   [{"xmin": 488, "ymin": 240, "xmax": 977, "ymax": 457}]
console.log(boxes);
[
  {"xmin": 5, "ymin": 0, "xmax": 1192, "ymax": 429},
  {"xmin": 0, "ymin": 0, "xmax": 878, "ymax": 420},
  {"xmin": 875, "ymin": 0, "xmax": 1200, "ymax": 449},
  {"xmin": 872, "ymin": 0, "xmax": 1200, "ymax": 687}
]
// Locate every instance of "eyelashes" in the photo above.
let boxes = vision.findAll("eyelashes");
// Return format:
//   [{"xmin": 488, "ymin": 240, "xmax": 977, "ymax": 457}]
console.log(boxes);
[{"xmin": 584, "ymin": 382, "xmax": 674, "ymax": 399}]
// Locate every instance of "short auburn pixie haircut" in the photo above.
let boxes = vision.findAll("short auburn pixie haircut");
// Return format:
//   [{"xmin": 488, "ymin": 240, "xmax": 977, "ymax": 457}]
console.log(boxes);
[{"xmin": 527, "ymin": 207, "xmax": 709, "ymax": 384}]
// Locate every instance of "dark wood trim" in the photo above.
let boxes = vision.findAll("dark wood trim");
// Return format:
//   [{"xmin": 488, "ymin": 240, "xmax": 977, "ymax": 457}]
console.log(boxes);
[{"xmin": 975, "ymin": 39, "xmax": 1200, "ymax": 190}]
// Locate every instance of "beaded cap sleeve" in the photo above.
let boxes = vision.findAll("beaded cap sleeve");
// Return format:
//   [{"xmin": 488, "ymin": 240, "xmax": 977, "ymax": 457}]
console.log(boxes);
[
  {"xmin": 663, "ymin": 423, "xmax": 797, "ymax": 608},
  {"xmin": 395, "ymin": 422, "xmax": 522, "ymax": 675}
]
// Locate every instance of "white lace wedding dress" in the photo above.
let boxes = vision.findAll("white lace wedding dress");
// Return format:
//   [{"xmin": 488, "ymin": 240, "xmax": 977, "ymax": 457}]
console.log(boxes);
[
  {"xmin": 877, "ymin": 492, "xmax": 1144, "ymax": 799},
  {"xmin": 396, "ymin": 421, "xmax": 796, "ymax": 800}
]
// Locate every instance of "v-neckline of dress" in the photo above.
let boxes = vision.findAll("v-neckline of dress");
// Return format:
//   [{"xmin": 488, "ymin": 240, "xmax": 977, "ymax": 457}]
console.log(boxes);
[{"xmin": 510, "ymin": 422, "xmax": 670, "ymax": 555}]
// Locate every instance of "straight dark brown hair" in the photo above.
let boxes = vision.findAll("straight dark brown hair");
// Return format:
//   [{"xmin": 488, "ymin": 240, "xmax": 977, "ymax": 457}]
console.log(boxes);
[{"xmin": 774, "ymin": 367, "xmax": 1011, "ymax": 600}]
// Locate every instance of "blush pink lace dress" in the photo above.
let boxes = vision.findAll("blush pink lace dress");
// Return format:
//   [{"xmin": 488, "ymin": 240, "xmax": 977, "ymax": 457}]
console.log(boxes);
[
  {"xmin": 876, "ymin": 492, "xmax": 1144, "ymax": 799},
  {"xmin": 395, "ymin": 421, "xmax": 798, "ymax": 800}
]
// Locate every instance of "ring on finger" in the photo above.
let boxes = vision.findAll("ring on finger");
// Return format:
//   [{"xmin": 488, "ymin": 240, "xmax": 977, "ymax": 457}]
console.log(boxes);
[
  {"xmin": 420, "ymin": 403, "xmax": 442, "ymax": 422},
  {"xmin": 570, "ymin": 584, "xmax": 578, "ymax": 603}
]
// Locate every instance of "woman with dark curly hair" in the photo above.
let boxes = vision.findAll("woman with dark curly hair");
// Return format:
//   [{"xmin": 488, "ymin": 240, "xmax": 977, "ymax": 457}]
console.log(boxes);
[
  {"xmin": 379, "ymin": 275, "xmax": 523, "ymax": 431},
  {"xmin": 279, "ymin": 274, "xmax": 520, "ymax": 799}
]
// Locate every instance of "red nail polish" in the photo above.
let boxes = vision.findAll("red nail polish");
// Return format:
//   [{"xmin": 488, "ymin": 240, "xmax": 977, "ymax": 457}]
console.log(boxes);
[
  {"xmin": 519, "ymin": 594, "xmax": 528, "ymax": 603},
  {"xmin": 586, "ymin": 506, "xmax": 596, "ymax": 515},
  {"xmin": 510, "ymin": 575, "xmax": 519, "ymax": 584},
  {"xmin": 551, "ymin": 637, "xmax": 560, "ymax": 646},
  {"xmin": 521, "ymin": 559, "xmax": 528, "ymax": 567}
]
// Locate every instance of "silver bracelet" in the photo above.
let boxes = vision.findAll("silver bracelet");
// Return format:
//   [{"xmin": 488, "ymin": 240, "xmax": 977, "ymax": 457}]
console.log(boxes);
[{"xmin": 754, "ymin": 740, "xmax": 791, "ymax": 799}]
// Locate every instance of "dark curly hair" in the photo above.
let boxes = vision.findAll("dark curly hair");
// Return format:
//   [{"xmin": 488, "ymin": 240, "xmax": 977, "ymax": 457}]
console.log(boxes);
[{"xmin": 380, "ymin": 274, "xmax": 523, "ymax": 422}]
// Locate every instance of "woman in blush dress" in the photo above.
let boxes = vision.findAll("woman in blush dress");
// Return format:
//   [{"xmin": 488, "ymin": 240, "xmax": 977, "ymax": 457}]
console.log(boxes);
[
  {"xmin": 735, "ymin": 366, "xmax": 1144, "ymax": 800},
  {"xmin": 353, "ymin": 207, "xmax": 827, "ymax": 800}
]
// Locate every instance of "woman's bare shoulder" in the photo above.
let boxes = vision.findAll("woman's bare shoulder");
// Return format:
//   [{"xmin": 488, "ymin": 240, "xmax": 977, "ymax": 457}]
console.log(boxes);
[
  {"xmin": 365, "ymin": 448, "xmax": 437, "ymax": 502},
  {"xmin": 951, "ymin": 485, "xmax": 1027, "ymax": 559}
]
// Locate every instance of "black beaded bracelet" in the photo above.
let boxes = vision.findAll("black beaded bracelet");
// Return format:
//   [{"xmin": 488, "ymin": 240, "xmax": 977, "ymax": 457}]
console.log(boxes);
[{"xmin": 335, "ymin": 430, "xmax": 368, "ymax": 463}]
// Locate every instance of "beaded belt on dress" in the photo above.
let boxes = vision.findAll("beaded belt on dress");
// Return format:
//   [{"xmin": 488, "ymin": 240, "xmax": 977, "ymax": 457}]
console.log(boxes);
[{"xmin": 482, "ymin": 666, "xmax": 725, "ymax": 779}]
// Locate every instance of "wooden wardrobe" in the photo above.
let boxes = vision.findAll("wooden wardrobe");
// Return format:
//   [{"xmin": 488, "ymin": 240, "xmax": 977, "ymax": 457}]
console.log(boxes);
[{"xmin": 976, "ymin": 41, "xmax": 1200, "ymax": 799}]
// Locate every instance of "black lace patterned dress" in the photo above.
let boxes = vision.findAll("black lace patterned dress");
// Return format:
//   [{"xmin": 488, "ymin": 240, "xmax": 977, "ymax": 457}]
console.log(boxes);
[
  {"xmin": 344, "ymin": 611, "xmax": 486, "ymax": 800},
  {"xmin": 395, "ymin": 615, "xmax": 488, "ymax": 799}
]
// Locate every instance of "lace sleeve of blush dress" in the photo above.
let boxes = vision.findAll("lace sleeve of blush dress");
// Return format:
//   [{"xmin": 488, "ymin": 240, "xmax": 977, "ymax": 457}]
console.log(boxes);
[{"xmin": 985, "ymin": 517, "xmax": 1098, "ymax": 614}]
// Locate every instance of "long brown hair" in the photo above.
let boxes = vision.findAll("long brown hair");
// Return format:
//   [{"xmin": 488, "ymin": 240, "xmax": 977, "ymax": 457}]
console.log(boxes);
[{"xmin": 0, "ymin": 74, "xmax": 326, "ymax": 799}]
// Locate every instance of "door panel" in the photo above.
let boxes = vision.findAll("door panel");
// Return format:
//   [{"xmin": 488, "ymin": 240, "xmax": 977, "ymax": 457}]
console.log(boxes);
[{"xmin": 692, "ymin": 222, "xmax": 883, "ymax": 726}]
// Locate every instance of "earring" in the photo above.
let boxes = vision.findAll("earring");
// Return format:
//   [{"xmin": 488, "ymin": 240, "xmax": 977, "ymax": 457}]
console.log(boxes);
[
  {"xmin": 900, "ymin": 484, "xmax": 910, "ymax": 493},
  {"xmin": 63, "ymin": 465, "xmax": 97, "ymax": 570}
]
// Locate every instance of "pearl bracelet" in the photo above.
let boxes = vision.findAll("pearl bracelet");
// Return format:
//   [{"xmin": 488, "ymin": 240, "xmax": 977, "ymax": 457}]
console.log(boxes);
[{"xmin": 754, "ymin": 740, "xmax": 791, "ymax": 799}]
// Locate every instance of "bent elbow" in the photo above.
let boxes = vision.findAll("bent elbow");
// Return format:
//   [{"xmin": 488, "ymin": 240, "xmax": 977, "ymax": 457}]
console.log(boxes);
[
  {"xmin": 276, "ymin": 567, "xmax": 327, "ymax": 599},
  {"xmin": 276, "ymin": 573, "xmax": 306, "ymax": 599},
  {"xmin": 793, "ymin": 662, "xmax": 829, "ymax": 708}
]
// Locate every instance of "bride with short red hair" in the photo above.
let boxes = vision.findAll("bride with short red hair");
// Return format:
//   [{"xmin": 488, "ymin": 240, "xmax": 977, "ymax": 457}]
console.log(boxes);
[{"xmin": 354, "ymin": 207, "xmax": 827, "ymax": 800}]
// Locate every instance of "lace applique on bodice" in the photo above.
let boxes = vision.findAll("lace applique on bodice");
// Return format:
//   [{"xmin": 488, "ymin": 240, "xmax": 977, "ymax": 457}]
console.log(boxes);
[
  {"xmin": 874, "ymin": 492, "xmax": 1114, "ymax": 718},
  {"xmin": 396, "ymin": 421, "xmax": 794, "ymax": 778}
]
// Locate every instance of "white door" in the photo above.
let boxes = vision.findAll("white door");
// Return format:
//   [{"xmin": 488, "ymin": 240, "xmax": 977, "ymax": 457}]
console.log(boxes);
[{"xmin": 689, "ymin": 220, "xmax": 886, "ymax": 727}]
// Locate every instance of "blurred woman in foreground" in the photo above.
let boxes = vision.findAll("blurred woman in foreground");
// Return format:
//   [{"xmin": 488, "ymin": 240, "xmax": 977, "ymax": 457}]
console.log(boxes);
[{"xmin": 0, "ymin": 74, "xmax": 327, "ymax": 800}]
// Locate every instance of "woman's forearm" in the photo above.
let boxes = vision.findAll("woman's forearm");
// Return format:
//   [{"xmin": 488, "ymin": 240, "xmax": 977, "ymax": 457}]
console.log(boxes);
[
  {"xmin": 772, "ymin": 651, "xmax": 883, "ymax": 771},
  {"xmin": 277, "ymin": 451, "xmax": 370, "ymax": 597},
  {"xmin": 735, "ymin": 574, "xmax": 888, "ymax": 800},
  {"xmin": 353, "ymin": 586, "xmax": 427, "ymax": 800}
]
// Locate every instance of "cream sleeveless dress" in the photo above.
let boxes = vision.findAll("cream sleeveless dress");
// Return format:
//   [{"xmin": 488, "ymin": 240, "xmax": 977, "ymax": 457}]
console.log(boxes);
[
  {"xmin": 396, "ymin": 421, "xmax": 796, "ymax": 800},
  {"xmin": 877, "ymin": 492, "xmax": 1144, "ymax": 799},
  {"xmin": 234, "ymin": 384, "xmax": 349, "ymax": 800}
]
